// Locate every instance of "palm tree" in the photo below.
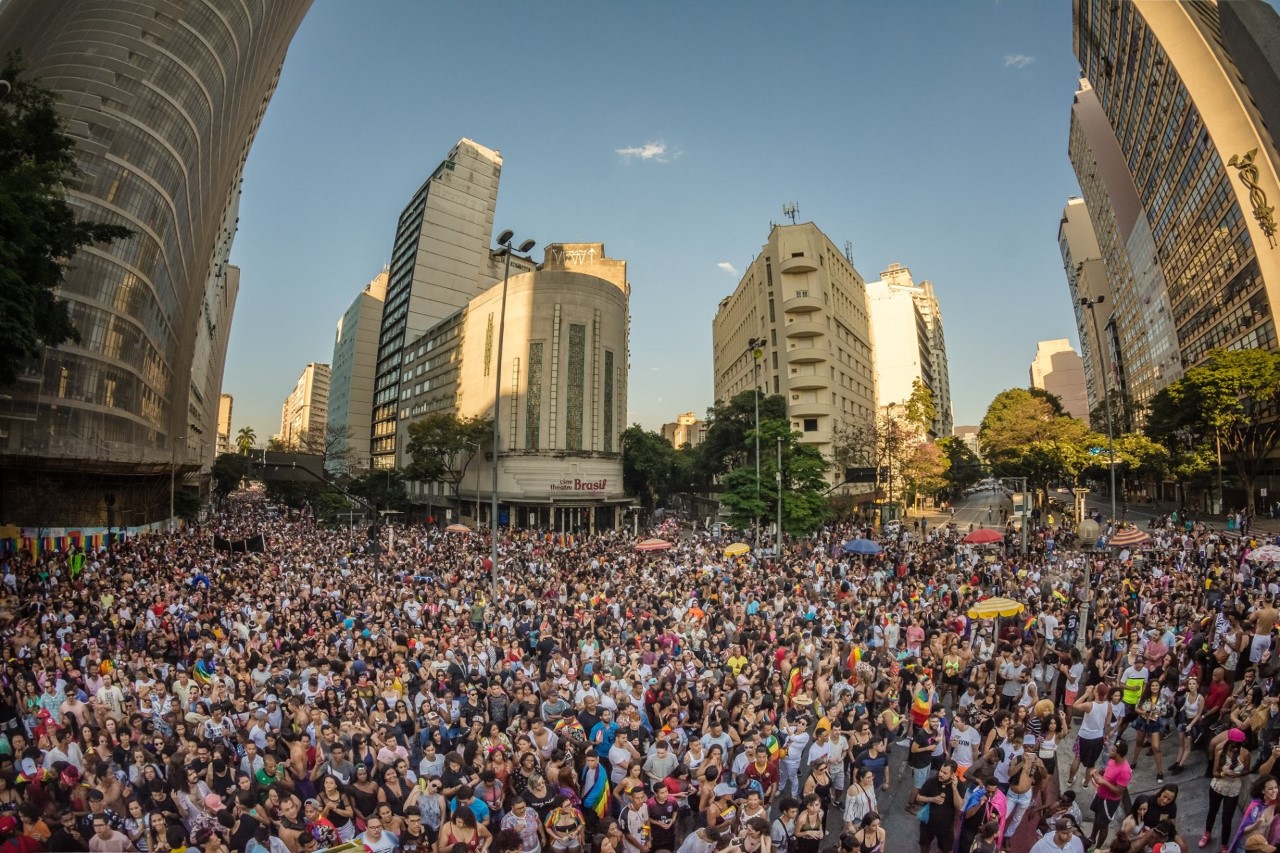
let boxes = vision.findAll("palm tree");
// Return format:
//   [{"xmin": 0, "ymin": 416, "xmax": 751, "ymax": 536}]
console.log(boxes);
[{"xmin": 236, "ymin": 426, "xmax": 256, "ymax": 455}]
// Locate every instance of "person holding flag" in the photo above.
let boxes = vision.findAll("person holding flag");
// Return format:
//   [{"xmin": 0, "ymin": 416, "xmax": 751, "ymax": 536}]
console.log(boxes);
[{"xmin": 580, "ymin": 752, "xmax": 611, "ymax": 834}]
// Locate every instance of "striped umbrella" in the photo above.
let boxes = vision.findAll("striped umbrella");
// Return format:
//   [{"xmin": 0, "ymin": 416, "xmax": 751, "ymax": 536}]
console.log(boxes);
[
  {"xmin": 635, "ymin": 538, "xmax": 673, "ymax": 552},
  {"xmin": 723, "ymin": 542, "xmax": 751, "ymax": 558},
  {"xmin": 1108, "ymin": 527, "xmax": 1151, "ymax": 548}
]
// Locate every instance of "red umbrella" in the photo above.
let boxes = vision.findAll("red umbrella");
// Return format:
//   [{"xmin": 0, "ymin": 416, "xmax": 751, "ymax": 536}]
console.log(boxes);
[
  {"xmin": 635, "ymin": 538, "xmax": 673, "ymax": 552},
  {"xmin": 962, "ymin": 529, "xmax": 1004, "ymax": 544}
]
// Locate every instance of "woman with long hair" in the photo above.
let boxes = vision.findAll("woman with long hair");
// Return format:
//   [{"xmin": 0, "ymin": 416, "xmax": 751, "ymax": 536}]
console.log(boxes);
[
  {"xmin": 1204, "ymin": 738, "xmax": 1249, "ymax": 850},
  {"xmin": 1227, "ymin": 775, "xmax": 1279, "ymax": 853}
]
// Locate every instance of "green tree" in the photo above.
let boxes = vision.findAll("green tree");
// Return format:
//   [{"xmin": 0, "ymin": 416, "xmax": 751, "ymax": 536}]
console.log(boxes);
[
  {"xmin": 345, "ymin": 469, "xmax": 409, "ymax": 514},
  {"xmin": 236, "ymin": 426, "xmax": 256, "ymax": 454},
  {"xmin": 696, "ymin": 391, "xmax": 788, "ymax": 481},
  {"xmin": 901, "ymin": 440, "xmax": 949, "ymax": 501},
  {"xmin": 979, "ymin": 388, "xmax": 1093, "ymax": 505},
  {"xmin": 720, "ymin": 420, "xmax": 829, "ymax": 536},
  {"xmin": 1144, "ymin": 348, "xmax": 1280, "ymax": 516},
  {"xmin": 904, "ymin": 379, "xmax": 938, "ymax": 435},
  {"xmin": 621, "ymin": 424, "xmax": 681, "ymax": 509},
  {"xmin": 0, "ymin": 57, "xmax": 133, "ymax": 383},
  {"xmin": 403, "ymin": 412, "xmax": 493, "ymax": 502},
  {"xmin": 937, "ymin": 436, "xmax": 981, "ymax": 492},
  {"xmin": 210, "ymin": 452, "xmax": 249, "ymax": 500}
]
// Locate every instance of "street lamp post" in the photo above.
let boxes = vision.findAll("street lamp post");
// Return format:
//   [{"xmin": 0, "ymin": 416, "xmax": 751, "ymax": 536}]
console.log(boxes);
[
  {"xmin": 748, "ymin": 337, "xmax": 766, "ymax": 543},
  {"xmin": 490, "ymin": 230, "xmax": 536, "ymax": 601},
  {"xmin": 1079, "ymin": 295, "xmax": 1118, "ymax": 522},
  {"xmin": 775, "ymin": 436, "xmax": 783, "ymax": 559}
]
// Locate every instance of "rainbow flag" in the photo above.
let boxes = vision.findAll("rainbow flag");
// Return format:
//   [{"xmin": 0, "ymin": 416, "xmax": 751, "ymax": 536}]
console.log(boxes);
[
  {"xmin": 194, "ymin": 659, "xmax": 215, "ymax": 684},
  {"xmin": 581, "ymin": 763, "xmax": 610, "ymax": 817}
]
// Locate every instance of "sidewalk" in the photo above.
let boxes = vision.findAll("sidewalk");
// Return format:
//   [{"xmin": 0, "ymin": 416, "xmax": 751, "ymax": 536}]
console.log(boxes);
[{"xmin": 1081, "ymin": 492, "xmax": 1280, "ymax": 535}]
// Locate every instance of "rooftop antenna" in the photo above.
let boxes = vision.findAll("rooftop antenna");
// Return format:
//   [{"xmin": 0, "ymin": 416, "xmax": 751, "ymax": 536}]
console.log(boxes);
[
  {"xmin": 844, "ymin": 241, "xmax": 855, "ymax": 265},
  {"xmin": 782, "ymin": 202, "xmax": 799, "ymax": 225}
]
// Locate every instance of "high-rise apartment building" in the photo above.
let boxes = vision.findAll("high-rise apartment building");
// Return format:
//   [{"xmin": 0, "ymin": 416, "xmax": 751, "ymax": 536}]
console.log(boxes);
[
  {"xmin": 372, "ymin": 139, "xmax": 503, "ymax": 469},
  {"xmin": 864, "ymin": 263, "xmax": 953, "ymax": 438},
  {"xmin": 711, "ymin": 223, "xmax": 877, "ymax": 480},
  {"xmin": 661, "ymin": 413, "xmax": 707, "ymax": 449},
  {"xmin": 0, "ymin": 0, "xmax": 312, "ymax": 526},
  {"xmin": 1070, "ymin": 0, "xmax": 1280, "ymax": 408},
  {"xmin": 953, "ymin": 425, "xmax": 982, "ymax": 460},
  {"xmin": 1030, "ymin": 340, "xmax": 1090, "ymax": 421},
  {"xmin": 327, "ymin": 271, "xmax": 388, "ymax": 473},
  {"xmin": 1059, "ymin": 197, "xmax": 1120, "ymax": 415},
  {"xmin": 216, "ymin": 395, "xmax": 234, "ymax": 457},
  {"xmin": 280, "ymin": 363, "xmax": 331, "ymax": 451}
]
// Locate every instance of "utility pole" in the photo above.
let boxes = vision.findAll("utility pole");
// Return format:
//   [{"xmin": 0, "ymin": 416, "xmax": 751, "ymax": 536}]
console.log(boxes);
[
  {"xmin": 775, "ymin": 437, "xmax": 783, "ymax": 559},
  {"xmin": 1080, "ymin": 296, "xmax": 1117, "ymax": 521},
  {"xmin": 749, "ymin": 337, "xmax": 766, "ymax": 544}
]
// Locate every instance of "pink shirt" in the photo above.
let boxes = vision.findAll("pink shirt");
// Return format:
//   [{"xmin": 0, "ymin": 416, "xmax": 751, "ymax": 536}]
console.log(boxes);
[
  {"xmin": 906, "ymin": 625, "xmax": 925, "ymax": 650},
  {"xmin": 1097, "ymin": 758, "xmax": 1132, "ymax": 801}
]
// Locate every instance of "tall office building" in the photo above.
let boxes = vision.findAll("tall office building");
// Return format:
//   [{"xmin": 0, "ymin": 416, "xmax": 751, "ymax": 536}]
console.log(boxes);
[
  {"xmin": 864, "ymin": 263, "xmax": 953, "ymax": 438},
  {"xmin": 711, "ymin": 223, "xmax": 877, "ymax": 480},
  {"xmin": 0, "ymin": 0, "xmax": 312, "ymax": 526},
  {"xmin": 216, "ymin": 395, "xmax": 233, "ymax": 457},
  {"xmin": 327, "ymin": 271, "xmax": 388, "ymax": 473},
  {"xmin": 280, "ymin": 363, "xmax": 330, "ymax": 451},
  {"xmin": 372, "ymin": 139, "xmax": 503, "ymax": 469},
  {"xmin": 1059, "ymin": 197, "xmax": 1120, "ymax": 415},
  {"xmin": 1070, "ymin": 0, "xmax": 1280, "ymax": 410},
  {"xmin": 1030, "ymin": 340, "xmax": 1091, "ymax": 421}
]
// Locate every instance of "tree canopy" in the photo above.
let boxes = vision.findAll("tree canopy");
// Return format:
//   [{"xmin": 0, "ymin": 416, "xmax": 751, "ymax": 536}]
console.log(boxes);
[
  {"xmin": 403, "ymin": 412, "xmax": 493, "ymax": 497},
  {"xmin": 0, "ymin": 57, "xmax": 132, "ymax": 383},
  {"xmin": 719, "ymin": 420, "xmax": 829, "ymax": 535}
]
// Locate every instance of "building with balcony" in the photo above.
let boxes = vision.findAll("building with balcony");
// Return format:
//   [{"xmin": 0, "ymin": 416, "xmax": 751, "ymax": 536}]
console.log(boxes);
[
  {"xmin": 865, "ymin": 263, "xmax": 953, "ymax": 438},
  {"xmin": 280, "ymin": 363, "xmax": 330, "ymax": 451},
  {"xmin": 0, "ymin": 0, "xmax": 312, "ymax": 527},
  {"xmin": 397, "ymin": 244, "xmax": 631, "ymax": 531},
  {"xmin": 661, "ymin": 413, "xmax": 707, "ymax": 449},
  {"xmin": 1070, "ymin": 0, "xmax": 1280, "ymax": 409},
  {"xmin": 711, "ymin": 223, "xmax": 877, "ymax": 481},
  {"xmin": 327, "ymin": 271, "xmax": 388, "ymax": 473},
  {"xmin": 372, "ymin": 139, "xmax": 504, "ymax": 470},
  {"xmin": 1030, "ymin": 340, "xmax": 1090, "ymax": 421}
]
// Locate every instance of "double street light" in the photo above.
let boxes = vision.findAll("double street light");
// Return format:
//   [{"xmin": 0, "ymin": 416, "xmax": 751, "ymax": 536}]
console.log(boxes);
[
  {"xmin": 490, "ymin": 229, "xmax": 536, "ymax": 600},
  {"xmin": 1078, "ymin": 295, "xmax": 1118, "ymax": 522}
]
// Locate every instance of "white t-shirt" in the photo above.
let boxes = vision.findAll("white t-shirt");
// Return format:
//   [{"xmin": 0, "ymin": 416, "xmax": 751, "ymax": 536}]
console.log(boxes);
[
  {"xmin": 1065, "ymin": 663, "xmax": 1084, "ymax": 693},
  {"xmin": 949, "ymin": 726, "xmax": 981, "ymax": 767}
]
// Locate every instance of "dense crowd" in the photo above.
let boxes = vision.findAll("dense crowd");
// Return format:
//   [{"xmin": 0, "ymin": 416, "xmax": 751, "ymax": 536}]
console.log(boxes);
[{"xmin": 2, "ymin": 492, "xmax": 1280, "ymax": 853}]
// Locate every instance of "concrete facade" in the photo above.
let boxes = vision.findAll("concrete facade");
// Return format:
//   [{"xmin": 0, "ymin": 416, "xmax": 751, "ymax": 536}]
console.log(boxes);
[
  {"xmin": 1029, "ymin": 340, "xmax": 1090, "ymax": 421},
  {"xmin": 865, "ymin": 263, "xmax": 953, "ymax": 439},
  {"xmin": 1071, "ymin": 0, "xmax": 1280, "ymax": 407},
  {"xmin": 327, "ymin": 271, "xmax": 388, "ymax": 473},
  {"xmin": 661, "ymin": 413, "xmax": 707, "ymax": 449},
  {"xmin": 216, "ymin": 395, "xmax": 233, "ymax": 457},
  {"xmin": 398, "ymin": 244, "xmax": 631, "ymax": 531},
  {"xmin": 712, "ymin": 223, "xmax": 877, "ymax": 482},
  {"xmin": 953, "ymin": 425, "xmax": 982, "ymax": 460},
  {"xmin": 372, "ymin": 139, "xmax": 503, "ymax": 469},
  {"xmin": 0, "ymin": 1, "xmax": 311, "ymax": 523},
  {"xmin": 280, "ymin": 363, "xmax": 331, "ymax": 451},
  {"xmin": 1059, "ymin": 197, "xmax": 1118, "ymax": 414}
]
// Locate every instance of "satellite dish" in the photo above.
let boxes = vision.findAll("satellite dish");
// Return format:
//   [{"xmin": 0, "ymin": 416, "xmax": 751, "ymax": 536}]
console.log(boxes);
[{"xmin": 496, "ymin": 229, "xmax": 514, "ymax": 247}]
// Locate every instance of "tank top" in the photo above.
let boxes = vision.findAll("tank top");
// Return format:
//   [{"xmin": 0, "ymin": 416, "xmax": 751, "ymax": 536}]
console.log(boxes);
[{"xmin": 1079, "ymin": 700, "xmax": 1108, "ymax": 739}]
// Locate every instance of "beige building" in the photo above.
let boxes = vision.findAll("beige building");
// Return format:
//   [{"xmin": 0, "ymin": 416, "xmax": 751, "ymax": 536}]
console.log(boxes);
[
  {"xmin": 280, "ymin": 363, "xmax": 331, "ymax": 450},
  {"xmin": 1029, "ymin": 340, "xmax": 1090, "ymax": 421},
  {"xmin": 216, "ymin": 395, "xmax": 234, "ymax": 456},
  {"xmin": 1059, "ymin": 197, "xmax": 1120, "ymax": 415},
  {"xmin": 1071, "ymin": 0, "xmax": 1280, "ymax": 411},
  {"xmin": 327, "ymin": 271, "xmax": 388, "ymax": 472},
  {"xmin": 953, "ymin": 425, "xmax": 982, "ymax": 460},
  {"xmin": 865, "ymin": 263, "xmax": 953, "ymax": 438},
  {"xmin": 711, "ymin": 223, "xmax": 877, "ymax": 482},
  {"xmin": 661, "ymin": 413, "xmax": 706, "ymax": 448},
  {"xmin": 398, "ymin": 243, "xmax": 630, "ymax": 531}
]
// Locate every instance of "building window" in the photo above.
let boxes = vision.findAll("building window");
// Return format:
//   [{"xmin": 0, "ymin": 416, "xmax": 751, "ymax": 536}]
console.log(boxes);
[
  {"xmin": 566, "ymin": 324, "xmax": 586, "ymax": 450},
  {"xmin": 603, "ymin": 350, "xmax": 614, "ymax": 452},
  {"xmin": 803, "ymin": 418, "xmax": 818, "ymax": 432},
  {"xmin": 526, "ymin": 342, "xmax": 543, "ymax": 450}
]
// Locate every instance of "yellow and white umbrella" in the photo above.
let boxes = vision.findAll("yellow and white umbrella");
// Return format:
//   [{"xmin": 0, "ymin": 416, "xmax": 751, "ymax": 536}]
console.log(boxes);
[
  {"xmin": 724, "ymin": 542, "xmax": 751, "ymax": 558},
  {"xmin": 967, "ymin": 597, "xmax": 1026, "ymax": 620}
]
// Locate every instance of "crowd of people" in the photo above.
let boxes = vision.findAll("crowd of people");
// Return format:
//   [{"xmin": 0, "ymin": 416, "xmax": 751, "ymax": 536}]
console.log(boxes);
[{"xmin": 1, "ymin": 490, "xmax": 1279, "ymax": 853}]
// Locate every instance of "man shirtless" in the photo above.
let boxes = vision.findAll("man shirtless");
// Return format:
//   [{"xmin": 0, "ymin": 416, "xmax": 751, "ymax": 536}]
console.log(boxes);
[{"xmin": 1248, "ymin": 595, "xmax": 1278, "ymax": 664}]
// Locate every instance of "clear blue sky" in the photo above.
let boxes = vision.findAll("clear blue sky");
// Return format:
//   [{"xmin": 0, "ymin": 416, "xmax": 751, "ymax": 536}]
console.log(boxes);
[{"xmin": 225, "ymin": 0, "xmax": 1090, "ymax": 442}]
